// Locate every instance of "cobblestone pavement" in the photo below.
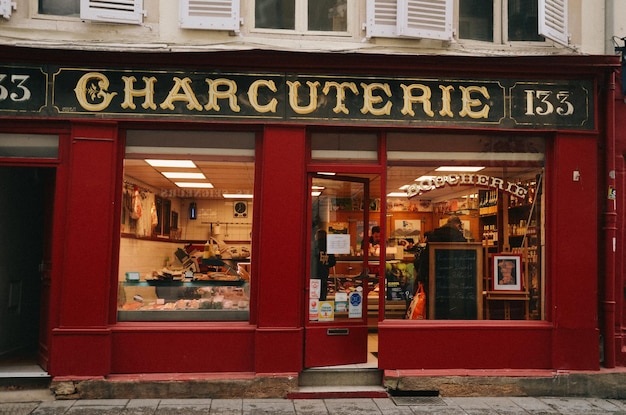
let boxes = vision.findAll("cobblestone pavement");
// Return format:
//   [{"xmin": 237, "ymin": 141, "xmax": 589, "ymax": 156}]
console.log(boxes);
[{"xmin": 2, "ymin": 396, "xmax": 626, "ymax": 414}]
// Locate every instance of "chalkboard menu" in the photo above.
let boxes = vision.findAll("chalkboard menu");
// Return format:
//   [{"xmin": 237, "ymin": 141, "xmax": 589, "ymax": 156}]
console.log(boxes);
[{"xmin": 428, "ymin": 243, "xmax": 483, "ymax": 319}]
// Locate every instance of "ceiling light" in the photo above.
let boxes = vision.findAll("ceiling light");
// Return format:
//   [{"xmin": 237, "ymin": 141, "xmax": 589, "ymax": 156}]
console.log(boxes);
[
  {"xmin": 435, "ymin": 166, "xmax": 485, "ymax": 172},
  {"xmin": 223, "ymin": 193, "xmax": 253, "ymax": 199},
  {"xmin": 317, "ymin": 172, "xmax": 336, "ymax": 176},
  {"xmin": 312, "ymin": 186, "xmax": 325, "ymax": 190},
  {"xmin": 146, "ymin": 159, "xmax": 197, "ymax": 168},
  {"xmin": 175, "ymin": 182, "xmax": 214, "ymax": 188},
  {"xmin": 415, "ymin": 175, "xmax": 436, "ymax": 181},
  {"xmin": 311, "ymin": 191, "xmax": 322, "ymax": 197},
  {"xmin": 387, "ymin": 192, "xmax": 408, "ymax": 197},
  {"xmin": 162, "ymin": 172, "xmax": 206, "ymax": 179}
]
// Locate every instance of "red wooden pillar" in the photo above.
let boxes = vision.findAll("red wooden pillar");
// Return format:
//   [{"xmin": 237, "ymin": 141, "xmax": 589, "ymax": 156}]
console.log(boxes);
[
  {"xmin": 549, "ymin": 132, "xmax": 600, "ymax": 370},
  {"xmin": 254, "ymin": 125, "xmax": 307, "ymax": 374},
  {"xmin": 50, "ymin": 121, "xmax": 119, "ymax": 377}
]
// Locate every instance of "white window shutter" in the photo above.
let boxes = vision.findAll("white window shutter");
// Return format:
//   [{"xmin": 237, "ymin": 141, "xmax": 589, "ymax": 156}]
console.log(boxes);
[
  {"xmin": 0, "ymin": 0, "xmax": 16, "ymax": 19},
  {"xmin": 397, "ymin": 0, "xmax": 453, "ymax": 41},
  {"xmin": 366, "ymin": 0, "xmax": 398, "ymax": 38},
  {"xmin": 80, "ymin": 0, "xmax": 144, "ymax": 25},
  {"xmin": 539, "ymin": 0, "xmax": 568, "ymax": 45},
  {"xmin": 180, "ymin": 0, "xmax": 240, "ymax": 32}
]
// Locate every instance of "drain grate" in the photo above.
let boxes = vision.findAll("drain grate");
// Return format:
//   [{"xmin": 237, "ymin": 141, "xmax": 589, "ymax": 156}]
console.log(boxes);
[{"xmin": 392, "ymin": 396, "xmax": 446, "ymax": 406}]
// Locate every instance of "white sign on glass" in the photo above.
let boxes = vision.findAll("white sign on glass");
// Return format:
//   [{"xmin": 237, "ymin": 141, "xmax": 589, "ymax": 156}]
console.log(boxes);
[{"xmin": 326, "ymin": 234, "xmax": 351, "ymax": 254}]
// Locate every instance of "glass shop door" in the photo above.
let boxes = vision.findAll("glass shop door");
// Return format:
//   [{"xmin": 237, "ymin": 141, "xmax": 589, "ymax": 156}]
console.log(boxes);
[{"xmin": 304, "ymin": 174, "xmax": 371, "ymax": 368}]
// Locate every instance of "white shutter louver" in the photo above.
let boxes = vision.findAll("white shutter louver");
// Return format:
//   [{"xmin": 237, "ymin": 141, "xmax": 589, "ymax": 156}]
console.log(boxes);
[
  {"xmin": 180, "ymin": 0, "xmax": 240, "ymax": 32},
  {"xmin": 539, "ymin": 0, "xmax": 568, "ymax": 45},
  {"xmin": 366, "ymin": 0, "xmax": 398, "ymax": 38},
  {"xmin": 0, "ymin": 0, "xmax": 16, "ymax": 20},
  {"xmin": 80, "ymin": 0, "xmax": 144, "ymax": 25},
  {"xmin": 397, "ymin": 0, "xmax": 453, "ymax": 41}
]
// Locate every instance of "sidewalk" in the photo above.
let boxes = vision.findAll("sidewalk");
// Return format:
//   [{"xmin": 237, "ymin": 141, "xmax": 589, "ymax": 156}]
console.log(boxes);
[{"xmin": 3, "ymin": 393, "xmax": 626, "ymax": 414}]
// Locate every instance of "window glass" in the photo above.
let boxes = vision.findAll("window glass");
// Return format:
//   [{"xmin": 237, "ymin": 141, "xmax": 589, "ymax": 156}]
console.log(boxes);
[
  {"xmin": 118, "ymin": 130, "xmax": 255, "ymax": 322},
  {"xmin": 308, "ymin": 0, "xmax": 347, "ymax": 31},
  {"xmin": 311, "ymin": 132, "xmax": 378, "ymax": 162},
  {"xmin": 507, "ymin": 0, "xmax": 544, "ymax": 41},
  {"xmin": 38, "ymin": 0, "xmax": 80, "ymax": 16},
  {"xmin": 255, "ymin": 0, "xmax": 348, "ymax": 32},
  {"xmin": 458, "ymin": 0, "xmax": 545, "ymax": 43},
  {"xmin": 0, "ymin": 134, "xmax": 59, "ymax": 158},
  {"xmin": 255, "ymin": 0, "xmax": 295, "ymax": 29},
  {"xmin": 387, "ymin": 133, "xmax": 545, "ymax": 321},
  {"xmin": 459, "ymin": 0, "xmax": 493, "ymax": 41}
]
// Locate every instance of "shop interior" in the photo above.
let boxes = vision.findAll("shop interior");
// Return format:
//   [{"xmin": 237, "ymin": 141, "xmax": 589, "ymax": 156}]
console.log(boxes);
[
  {"xmin": 118, "ymin": 130, "xmax": 544, "ymax": 324},
  {"xmin": 118, "ymin": 130, "xmax": 255, "ymax": 321}
]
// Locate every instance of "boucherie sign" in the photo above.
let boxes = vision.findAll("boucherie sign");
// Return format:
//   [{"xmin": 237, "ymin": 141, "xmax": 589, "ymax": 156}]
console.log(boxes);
[
  {"xmin": 1, "ymin": 65, "xmax": 593, "ymax": 129},
  {"xmin": 406, "ymin": 174, "xmax": 528, "ymax": 199}
]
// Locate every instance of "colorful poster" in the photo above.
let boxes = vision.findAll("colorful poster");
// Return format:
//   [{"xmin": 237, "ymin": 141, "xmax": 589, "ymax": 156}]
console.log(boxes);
[
  {"xmin": 335, "ymin": 292, "xmax": 348, "ymax": 312},
  {"xmin": 318, "ymin": 301, "xmax": 335, "ymax": 321},
  {"xmin": 309, "ymin": 299, "xmax": 319, "ymax": 321},
  {"xmin": 348, "ymin": 291, "xmax": 362, "ymax": 318}
]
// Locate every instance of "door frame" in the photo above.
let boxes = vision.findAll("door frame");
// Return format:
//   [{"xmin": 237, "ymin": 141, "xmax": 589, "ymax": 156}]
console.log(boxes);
[{"xmin": 304, "ymin": 173, "xmax": 374, "ymax": 368}]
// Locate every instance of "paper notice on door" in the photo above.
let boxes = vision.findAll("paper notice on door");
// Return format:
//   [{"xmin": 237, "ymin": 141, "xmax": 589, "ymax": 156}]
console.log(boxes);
[
  {"xmin": 335, "ymin": 292, "xmax": 348, "ymax": 312},
  {"xmin": 318, "ymin": 301, "xmax": 335, "ymax": 321},
  {"xmin": 309, "ymin": 299, "xmax": 319, "ymax": 321},
  {"xmin": 327, "ymin": 233, "xmax": 351, "ymax": 254},
  {"xmin": 348, "ymin": 291, "xmax": 362, "ymax": 318},
  {"xmin": 309, "ymin": 279, "xmax": 321, "ymax": 299}
]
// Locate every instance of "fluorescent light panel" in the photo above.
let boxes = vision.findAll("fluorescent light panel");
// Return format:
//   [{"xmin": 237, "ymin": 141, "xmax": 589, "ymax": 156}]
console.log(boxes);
[
  {"xmin": 175, "ymin": 182, "xmax": 214, "ymax": 188},
  {"xmin": 435, "ymin": 166, "xmax": 485, "ymax": 172},
  {"xmin": 162, "ymin": 172, "xmax": 206, "ymax": 179},
  {"xmin": 146, "ymin": 159, "xmax": 197, "ymax": 168},
  {"xmin": 223, "ymin": 193, "xmax": 253, "ymax": 199},
  {"xmin": 415, "ymin": 175, "xmax": 436, "ymax": 181}
]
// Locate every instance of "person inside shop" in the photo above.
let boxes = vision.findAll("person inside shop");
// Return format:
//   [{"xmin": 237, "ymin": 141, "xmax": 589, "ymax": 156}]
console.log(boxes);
[
  {"xmin": 361, "ymin": 225, "xmax": 381, "ymax": 255},
  {"xmin": 429, "ymin": 215, "xmax": 467, "ymax": 243},
  {"xmin": 315, "ymin": 229, "xmax": 336, "ymax": 301},
  {"xmin": 416, "ymin": 216, "xmax": 467, "ymax": 294}
]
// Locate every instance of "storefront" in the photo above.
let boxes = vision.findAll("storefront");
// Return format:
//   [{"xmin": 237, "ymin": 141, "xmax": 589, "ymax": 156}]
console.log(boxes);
[{"xmin": 0, "ymin": 46, "xmax": 623, "ymax": 393}]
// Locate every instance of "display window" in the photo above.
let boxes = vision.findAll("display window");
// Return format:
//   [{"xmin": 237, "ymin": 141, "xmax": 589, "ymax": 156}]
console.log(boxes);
[
  {"xmin": 385, "ymin": 132, "xmax": 545, "ymax": 321},
  {"xmin": 117, "ymin": 129, "xmax": 255, "ymax": 322}
]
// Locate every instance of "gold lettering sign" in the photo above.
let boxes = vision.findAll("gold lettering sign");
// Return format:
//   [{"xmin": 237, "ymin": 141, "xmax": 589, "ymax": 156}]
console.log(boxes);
[
  {"xmin": 406, "ymin": 175, "xmax": 528, "ymax": 199},
  {"xmin": 46, "ymin": 67, "xmax": 591, "ymax": 130}
]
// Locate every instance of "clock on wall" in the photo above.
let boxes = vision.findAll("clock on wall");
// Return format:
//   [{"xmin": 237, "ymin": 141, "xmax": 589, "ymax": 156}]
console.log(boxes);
[{"xmin": 234, "ymin": 201, "xmax": 248, "ymax": 218}]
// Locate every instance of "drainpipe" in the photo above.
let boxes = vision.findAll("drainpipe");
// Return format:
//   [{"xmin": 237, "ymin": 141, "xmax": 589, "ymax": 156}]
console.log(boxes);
[{"xmin": 603, "ymin": 70, "xmax": 617, "ymax": 368}]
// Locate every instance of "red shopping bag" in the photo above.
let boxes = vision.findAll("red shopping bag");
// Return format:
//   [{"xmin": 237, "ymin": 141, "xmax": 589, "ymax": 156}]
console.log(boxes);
[{"xmin": 406, "ymin": 282, "xmax": 426, "ymax": 320}]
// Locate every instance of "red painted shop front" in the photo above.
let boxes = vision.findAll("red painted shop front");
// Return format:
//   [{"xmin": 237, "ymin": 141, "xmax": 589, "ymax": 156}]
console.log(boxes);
[{"xmin": 0, "ymin": 47, "xmax": 622, "ymax": 385}]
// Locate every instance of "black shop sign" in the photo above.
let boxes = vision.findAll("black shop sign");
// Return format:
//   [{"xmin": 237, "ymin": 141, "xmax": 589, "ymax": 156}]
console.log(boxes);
[{"xmin": 0, "ymin": 64, "xmax": 594, "ymax": 130}]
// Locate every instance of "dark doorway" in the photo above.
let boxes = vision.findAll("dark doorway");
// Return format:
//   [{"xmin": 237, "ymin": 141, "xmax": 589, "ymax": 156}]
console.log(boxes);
[{"xmin": 0, "ymin": 167, "xmax": 50, "ymax": 375}]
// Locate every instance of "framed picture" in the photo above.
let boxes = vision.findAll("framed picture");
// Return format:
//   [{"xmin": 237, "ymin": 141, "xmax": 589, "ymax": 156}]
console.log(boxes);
[{"xmin": 493, "ymin": 254, "xmax": 522, "ymax": 291}]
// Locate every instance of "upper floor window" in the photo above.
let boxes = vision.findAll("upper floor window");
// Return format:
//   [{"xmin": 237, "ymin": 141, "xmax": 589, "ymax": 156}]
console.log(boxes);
[
  {"xmin": 255, "ymin": 0, "xmax": 347, "ymax": 33},
  {"xmin": 460, "ymin": 0, "xmax": 543, "ymax": 43},
  {"xmin": 366, "ymin": 0, "xmax": 568, "ymax": 46},
  {"xmin": 36, "ymin": 0, "xmax": 144, "ymax": 24},
  {"xmin": 38, "ymin": 0, "xmax": 79, "ymax": 17}
]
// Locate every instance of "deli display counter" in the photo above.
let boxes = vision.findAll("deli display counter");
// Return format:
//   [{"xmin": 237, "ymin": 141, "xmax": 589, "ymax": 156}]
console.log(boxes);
[{"xmin": 117, "ymin": 257, "xmax": 250, "ymax": 321}]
